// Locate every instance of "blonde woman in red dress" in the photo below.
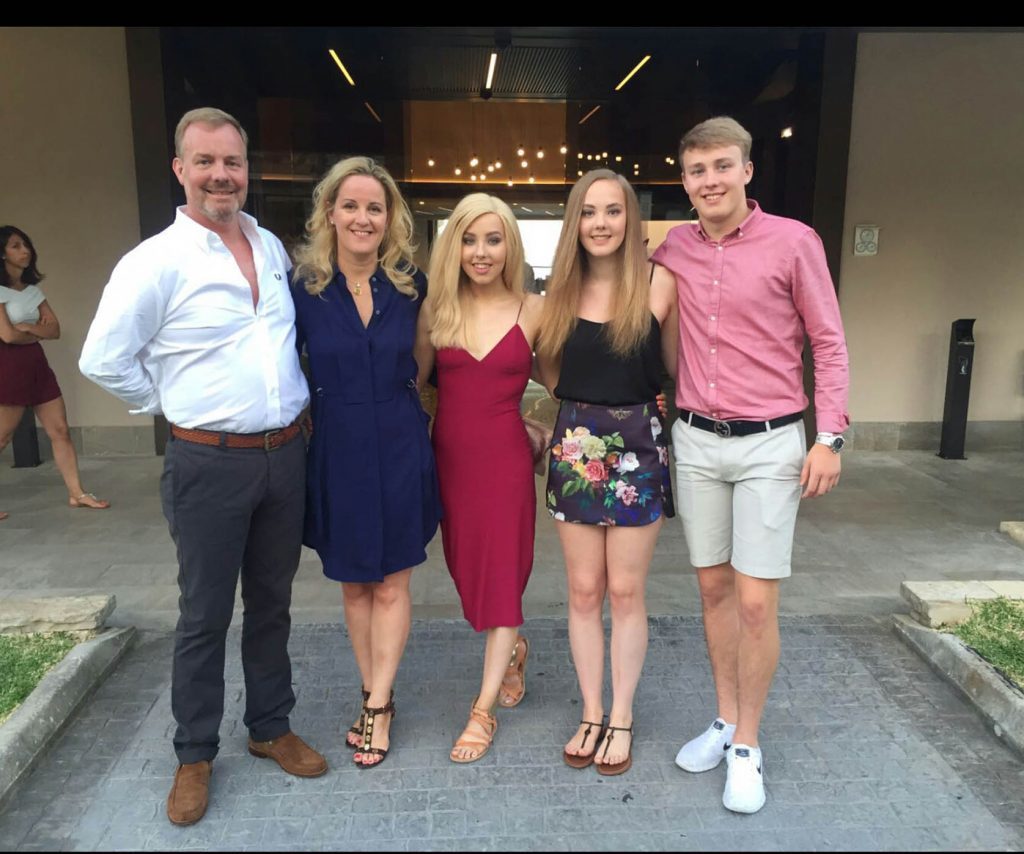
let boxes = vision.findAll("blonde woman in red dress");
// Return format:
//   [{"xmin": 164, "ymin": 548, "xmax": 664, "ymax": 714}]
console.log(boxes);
[{"xmin": 415, "ymin": 194, "xmax": 544, "ymax": 763}]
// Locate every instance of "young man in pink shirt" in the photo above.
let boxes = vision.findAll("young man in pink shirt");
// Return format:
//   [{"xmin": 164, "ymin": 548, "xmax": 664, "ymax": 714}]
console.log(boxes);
[{"xmin": 650, "ymin": 117, "xmax": 850, "ymax": 814}]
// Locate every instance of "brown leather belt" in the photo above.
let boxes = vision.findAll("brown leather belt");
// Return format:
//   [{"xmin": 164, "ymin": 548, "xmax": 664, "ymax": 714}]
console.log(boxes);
[{"xmin": 169, "ymin": 417, "xmax": 307, "ymax": 451}]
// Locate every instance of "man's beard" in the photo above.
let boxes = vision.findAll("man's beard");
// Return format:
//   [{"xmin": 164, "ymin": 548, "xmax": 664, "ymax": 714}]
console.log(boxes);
[{"xmin": 201, "ymin": 185, "xmax": 243, "ymax": 223}]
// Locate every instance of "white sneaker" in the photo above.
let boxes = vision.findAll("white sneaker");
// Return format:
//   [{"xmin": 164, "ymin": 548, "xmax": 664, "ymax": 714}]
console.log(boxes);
[
  {"xmin": 674, "ymin": 717, "xmax": 736, "ymax": 772},
  {"xmin": 723, "ymin": 744, "xmax": 766, "ymax": 814}
]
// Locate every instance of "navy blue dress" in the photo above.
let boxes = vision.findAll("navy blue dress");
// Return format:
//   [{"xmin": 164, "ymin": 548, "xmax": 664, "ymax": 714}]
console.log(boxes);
[{"xmin": 292, "ymin": 267, "xmax": 441, "ymax": 582}]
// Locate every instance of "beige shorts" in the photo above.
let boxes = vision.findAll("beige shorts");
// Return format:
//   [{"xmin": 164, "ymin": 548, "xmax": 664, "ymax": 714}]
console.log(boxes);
[{"xmin": 671, "ymin": 418, "xmax": 805, "ymax": 579}]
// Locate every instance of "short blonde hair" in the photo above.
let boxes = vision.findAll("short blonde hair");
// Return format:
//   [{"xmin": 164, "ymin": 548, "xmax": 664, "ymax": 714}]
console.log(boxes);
[
  {"xmin": 536, "ymin": 170, "xmax": 650, "ymax": 362},
  {"xmin": 427, "ymin": 193, "xmax": 525, "ymax": 351},
  {"xmin": 174, "ymin": 107, "xmax": 248, "ymax": 158},
  {"xmin": 293, "ymin": 156, "xmax": 418, "ymax": 298},
  {"xmin": 678, "ymin": 116, "xmax": 752, "ymax": 163}
]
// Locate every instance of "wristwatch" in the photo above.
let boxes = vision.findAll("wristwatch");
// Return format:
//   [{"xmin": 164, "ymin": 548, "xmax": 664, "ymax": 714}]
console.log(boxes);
[{"xmin": 815, "ymin": 432, "xmax": 845, "ymax": 454}]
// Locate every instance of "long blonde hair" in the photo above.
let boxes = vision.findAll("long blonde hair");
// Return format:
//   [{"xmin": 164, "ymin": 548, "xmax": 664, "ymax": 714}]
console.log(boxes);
[
  {"xmin": 427, "ymin": 193, "xmax": 525, "ymax": 350},
  {"xmin": 536, "ymin": 170, "xmax": 650, "ymax": 362},
  {"xmin": 293, "ymin": 156, "xmax": 418, "ymax": 297}
]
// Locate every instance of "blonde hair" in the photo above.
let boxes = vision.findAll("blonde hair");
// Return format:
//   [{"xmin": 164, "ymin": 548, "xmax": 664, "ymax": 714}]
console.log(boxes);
[
  {"xmin": 174, "ymin": 107, "xmax": 248, "ymax": 158},
  {"xmin": 427, "ymin": 193, "xmax": 525, "ymax": 351},
  {"xmin": 678, "ymin": 116, "xmax": 752, "ymax": 163},
  {"xmin": 536, "ymin": 170, "xmax": 650, "ymax": 362},
  {"xmin": 293, "ymin": 156, "xmax": 418, "ymax": 297}
]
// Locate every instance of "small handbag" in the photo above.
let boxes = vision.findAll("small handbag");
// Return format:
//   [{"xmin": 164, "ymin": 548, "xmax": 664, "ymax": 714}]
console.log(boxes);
[{"xmin": 522, "ymin": 416, "xmax": 553, "ymax": 476}]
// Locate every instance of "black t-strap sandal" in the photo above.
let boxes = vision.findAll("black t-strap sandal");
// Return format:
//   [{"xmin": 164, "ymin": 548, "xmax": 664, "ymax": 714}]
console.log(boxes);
[
  {"xmin": 563, "ymin": 715, "xmax": 608, "ymax": 769},
  {"xmin": 595, "ymin": 723, "xmax": 634, "ymax": 776}
]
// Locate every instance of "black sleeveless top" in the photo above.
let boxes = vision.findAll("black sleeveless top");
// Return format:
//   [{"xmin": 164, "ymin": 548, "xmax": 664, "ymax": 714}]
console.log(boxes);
[{"xmin": 554, "ymin": 314, "xmax": 664, "ymax": 406}]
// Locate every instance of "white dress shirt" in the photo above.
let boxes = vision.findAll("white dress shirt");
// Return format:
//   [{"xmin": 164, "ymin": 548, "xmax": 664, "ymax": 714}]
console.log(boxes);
[{"xmin": 80, "ymin": 208, "xmax": 309, "ymax": 432}]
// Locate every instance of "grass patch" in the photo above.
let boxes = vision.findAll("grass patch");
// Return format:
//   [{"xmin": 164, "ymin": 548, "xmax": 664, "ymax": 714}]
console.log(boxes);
[
  {"xmin": 954, "ymin": 597, "xmax": 1024, "ymax": 691},
  {"xmin": 0, "ymin": 632, "xmax": 77, "ymax": 724}
]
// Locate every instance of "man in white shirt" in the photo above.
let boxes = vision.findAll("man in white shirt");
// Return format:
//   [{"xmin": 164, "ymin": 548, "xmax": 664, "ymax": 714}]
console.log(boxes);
[{"xmin": 80, "ymin": 108, "xmax": 326, "ymax": 827}]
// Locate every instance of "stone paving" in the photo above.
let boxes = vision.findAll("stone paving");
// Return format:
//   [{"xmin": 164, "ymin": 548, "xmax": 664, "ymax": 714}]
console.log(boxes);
[{"xmin": 1, "ymin": 614, "xmax": 1023, "ymax": 851}]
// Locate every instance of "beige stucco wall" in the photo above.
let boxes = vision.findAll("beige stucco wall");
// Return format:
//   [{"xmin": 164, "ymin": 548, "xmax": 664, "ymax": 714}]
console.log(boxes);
[
  {"xmin": 0, "ymin": 27, "xmax": 144, "ymax": 429},
  {"xmin": 839, "ymin": 32, "xmax": 1024, "ymax": 424}
]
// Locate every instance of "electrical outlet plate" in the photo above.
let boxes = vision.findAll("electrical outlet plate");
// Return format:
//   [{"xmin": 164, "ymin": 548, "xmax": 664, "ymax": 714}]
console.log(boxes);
[{"xmin": 854, "ymin": 224, "xmax": 879, "ymax": 256}]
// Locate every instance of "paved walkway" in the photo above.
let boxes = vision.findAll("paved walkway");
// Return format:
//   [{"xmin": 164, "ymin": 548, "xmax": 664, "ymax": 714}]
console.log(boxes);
[
  {"xmin": 1, "ymin": 616, "xmax": 1023, "ymax": 851},
  {"xmin": 1, "ymin": 449, "xmax": 1023, "ymax": 849}
]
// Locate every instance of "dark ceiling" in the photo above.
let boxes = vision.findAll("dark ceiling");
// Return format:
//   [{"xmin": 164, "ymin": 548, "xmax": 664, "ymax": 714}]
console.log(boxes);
[{"xmin": 157, "ymin": 27, "xmax": 836, "ymax": 223}]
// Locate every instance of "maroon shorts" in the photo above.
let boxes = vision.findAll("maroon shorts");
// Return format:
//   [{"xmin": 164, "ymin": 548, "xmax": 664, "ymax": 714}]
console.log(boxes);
[{"xmin": 0, "ymin": 341, "xmax": 62, "ymax": 407}]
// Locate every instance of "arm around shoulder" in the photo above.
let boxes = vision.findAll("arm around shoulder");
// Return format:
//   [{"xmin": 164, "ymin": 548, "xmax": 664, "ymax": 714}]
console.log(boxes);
[
  {"xmin": 413, "ymin": 296, "xmax": 436, "ymax": 391},
  {"xmin": 650, "ymin": 264, "xmax": 678, "ymax": 379}
]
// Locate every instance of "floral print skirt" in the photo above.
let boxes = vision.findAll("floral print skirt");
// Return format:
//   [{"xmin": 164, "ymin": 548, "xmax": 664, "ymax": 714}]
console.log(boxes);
[{"xmin": 546, "ymin": 399, "xmax": 675, "ymax": 527}]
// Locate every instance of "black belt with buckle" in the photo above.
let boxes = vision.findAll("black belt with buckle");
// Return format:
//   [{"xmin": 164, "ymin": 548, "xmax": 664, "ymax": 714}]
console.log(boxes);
[{"xmin": 679, "ymin": 408, "xmax": 803, "ymax": 438}]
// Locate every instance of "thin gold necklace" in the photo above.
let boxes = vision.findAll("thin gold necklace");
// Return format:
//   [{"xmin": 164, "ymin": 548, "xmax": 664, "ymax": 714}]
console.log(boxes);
[{"xmin": 350, "ymin": 280, "xmax": 362, "ymax": 296}]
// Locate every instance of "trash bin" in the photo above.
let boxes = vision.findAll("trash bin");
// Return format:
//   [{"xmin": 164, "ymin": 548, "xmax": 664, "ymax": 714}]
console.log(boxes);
[{"xmin": 938, "ymin": 318, "xmax": 975, "ymax": 460}]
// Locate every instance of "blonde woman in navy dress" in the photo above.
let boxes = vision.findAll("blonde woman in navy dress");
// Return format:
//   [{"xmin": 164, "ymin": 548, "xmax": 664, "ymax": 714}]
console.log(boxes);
[
  {"xmin": 536, "ymin": 171, "xmax": 677, "ymax": 776},
  {"xmin": 291, "ymin": 158, "xmax": 442, "ymax": 768},
  {"xmin": 0, "ymin": 225, "xmax": 109, "ymax": 521}
]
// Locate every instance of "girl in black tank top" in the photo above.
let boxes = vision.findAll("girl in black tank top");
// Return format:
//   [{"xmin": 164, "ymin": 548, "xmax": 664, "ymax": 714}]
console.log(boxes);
[
  {"xmin": 554, "ymin": 314, "xmax": 664, "ymax": 406},
  {"xmin": 535, "ymin": 170, "xmax": 678, "ymax": 777}
]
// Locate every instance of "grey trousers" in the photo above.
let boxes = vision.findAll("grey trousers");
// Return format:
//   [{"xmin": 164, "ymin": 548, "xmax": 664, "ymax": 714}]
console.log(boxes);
[{"xmin": 159, "ymin": 432, "xmax": 306, "ymax": 764}]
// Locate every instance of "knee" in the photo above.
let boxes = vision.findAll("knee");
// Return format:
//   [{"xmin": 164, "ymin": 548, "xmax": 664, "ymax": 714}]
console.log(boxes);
[
  {"xmin": 372, "ymin": 577, "xmax": 406, "ymax": 609},
  {"xmin": 44, "ymin": 420, "xmax": 70, "ymax": 442},
  {"xmin": 737, "ymin": 597, "xmax": 773, "ymax": 635},
  {"xmin": 342, "ymin": 583, "xmax": 373, "ymax": 607},
  {"xmin": 607, "ymin": 580, "xmax": 643, "ymax": 615},
  {"xmin": 567, "ymin": 579, "xmax": 605, "ymax": 614},
  {"xmin": 698, "ymin": 573, "xmax": 734, "ymax": 611}
]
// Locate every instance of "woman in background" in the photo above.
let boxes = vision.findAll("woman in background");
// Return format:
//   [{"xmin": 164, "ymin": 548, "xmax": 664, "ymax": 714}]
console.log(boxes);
[{"xmin": 0, "ymin": 225, "xmax": 110, "ymax": 519}]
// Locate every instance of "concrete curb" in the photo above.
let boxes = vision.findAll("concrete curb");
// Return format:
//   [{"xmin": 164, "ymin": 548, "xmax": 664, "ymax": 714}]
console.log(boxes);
[
  {"xmin": 0, "ymin": 626, "xmax": 136, "ymax": 808},
  {"xmin": 893, "ymin": 614, "xmax": 1024, "ymax": 756}
]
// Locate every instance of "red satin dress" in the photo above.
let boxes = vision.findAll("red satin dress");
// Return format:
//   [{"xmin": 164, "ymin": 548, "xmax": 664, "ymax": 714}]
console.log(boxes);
[{"xmin": 431, "ymin": 321, "xmax": 536, "ymax": 631}]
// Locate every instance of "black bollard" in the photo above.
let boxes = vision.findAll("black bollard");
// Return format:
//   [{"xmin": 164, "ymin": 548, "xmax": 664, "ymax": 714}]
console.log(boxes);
[
  {"xmin": 11, "ymin": 407, "xmax": 41, "ymax": 468},
  {"xmin": 938, "ymin": 319, "xmax": 975, "ymax": 460}
]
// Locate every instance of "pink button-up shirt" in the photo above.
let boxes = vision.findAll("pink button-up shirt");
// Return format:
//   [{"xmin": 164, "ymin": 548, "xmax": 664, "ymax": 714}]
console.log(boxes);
[{"xmin": 650, "ymin": 201, "xmax": 850, "ymax": 433}]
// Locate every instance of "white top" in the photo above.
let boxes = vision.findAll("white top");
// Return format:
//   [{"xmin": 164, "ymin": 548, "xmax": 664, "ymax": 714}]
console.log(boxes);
[
  {"xmin": 79, "ymin": 208, "xmax": 310, "ymax": 432},
  {"xmin": 0, "ymin": 284, "xmax": 45, "ymax": 325}
]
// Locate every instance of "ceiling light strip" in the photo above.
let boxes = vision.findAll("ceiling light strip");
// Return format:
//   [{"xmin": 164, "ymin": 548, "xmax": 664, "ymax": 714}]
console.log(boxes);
[
  {"xmin": 328, "ymin": 50, "xmax": 356, "ymax": 86},
  {"xmin": 485, "ymin": 52, "xmax": 498, "ymax": 90},
  {"xmin": 614, "ymin": 55, "xmax": 651, "ymax": 91}
]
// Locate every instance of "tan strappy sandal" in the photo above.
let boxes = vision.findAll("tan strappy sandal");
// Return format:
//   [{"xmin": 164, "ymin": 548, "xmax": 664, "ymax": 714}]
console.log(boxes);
[
  {"xmin": 450, "ymin": 699, "xmax": 498, "ymax": 764},
  {"xmin": 498, "ymin": 635, "xmax": 530, "ymax": 708}
]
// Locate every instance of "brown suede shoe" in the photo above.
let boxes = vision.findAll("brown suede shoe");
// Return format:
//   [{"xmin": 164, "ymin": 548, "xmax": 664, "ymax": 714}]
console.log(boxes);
[
  {"xmin": 166, "ymin": 760, "xmax": 212, "ymax": 826},
  {"xmin": 248, "ymin": 731, "xmax": 328, "ymax": 777}
]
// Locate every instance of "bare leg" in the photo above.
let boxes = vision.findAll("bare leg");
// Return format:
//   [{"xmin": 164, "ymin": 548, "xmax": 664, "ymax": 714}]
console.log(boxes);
[
  {"xmin": 0, "ymin": 405, "xmax": 24, "ymax": 521},
  {"xmin": 594, "ymin": 518, "xmax": 661, "ymax": 767},
  {"xmin": 450, "ymin": 625, "xmax": 519, "ymax": 762},
  {"xmin": 695, "ymin": 562, "xmax": 740, "ymax": 725},
  {"xmin": 33, "ymin": 398, "xmax": 108, "ymax": 508},
  {"xmin": 341, "ymin": 582, "xmax": 374, "ymax": 746},
  {"xmin": 732, "ymin": 573, "xmax": 780, "ymax": 748},
  {"xmin": 355, "ymin": 568, "xmax": 413, "ymax": 766},
  {"xmin": 557, "ymin": 521, "xmax": 608, "ymax": 758}
]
